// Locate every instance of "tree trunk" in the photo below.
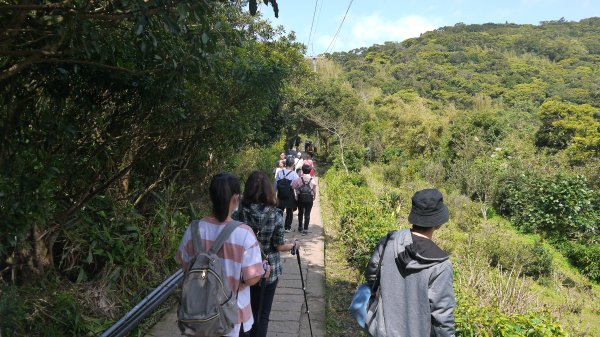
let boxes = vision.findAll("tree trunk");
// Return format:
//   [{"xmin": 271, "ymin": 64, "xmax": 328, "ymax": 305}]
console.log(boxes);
[
  {"xmin": 31, "ymin": 224, "xmax": 53, "ymax": 275},
  {"xmin": 335, "ymin": 131, "xmax": 349, "ymax": 174}
]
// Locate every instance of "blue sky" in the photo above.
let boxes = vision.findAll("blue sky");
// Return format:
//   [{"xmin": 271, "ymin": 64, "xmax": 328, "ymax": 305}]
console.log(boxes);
[{"xmin": 259, "ymin": 0, "xmax": 600, "ymax": 55}]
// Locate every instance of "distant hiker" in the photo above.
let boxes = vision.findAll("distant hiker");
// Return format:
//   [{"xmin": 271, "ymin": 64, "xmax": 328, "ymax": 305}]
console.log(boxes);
[
  {"xmin": 294, "ymin": 135, "xmax": 301, "ymax": 150},
  {"xmin": 304, "ymin": 139, "xmax": 311, "ymax": 153},
  {"xmin": 176, "ymin": 173, "xmax": 264, "ymax": 337},
  {"xmin": 287, "ymin": 147, "xmax": 296, "ymax": 157},
  {"xmin": 273, "ymin": 159, "xmax": 284, "ymax": 179},
  {"xmin": 294, "ymin": 152, "xmax": 304, "ymax": 175},
  {"xmin": 274, "ymin": 152, "xmax": 286, "ymax": 169},
  {"xmin": 232, "ymin": 171, "xmax": 301, "ymax": 337},
  {"xmin": 274, "ymin": 157, "xmax": 299, "ymax": 232},
  {"xmin": 365, "ymin": 188, "xmax": 455, "ymax": 337},
  {"xmin": 302, "ymin": 154, "xmax": 315, "ymax": 177},
  {"xmin": 292, "ymin": 164, "xmax": 317, "ymax": 235},
  {"xmin": 307, "ymin": 142, "xmax": 317, "ymax": 158}
]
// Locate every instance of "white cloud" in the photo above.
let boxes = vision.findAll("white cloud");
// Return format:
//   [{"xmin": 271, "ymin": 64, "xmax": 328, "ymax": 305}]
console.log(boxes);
[{"xmin": 316, "ymin": 13, "xmax": 440, "ymax": 53}]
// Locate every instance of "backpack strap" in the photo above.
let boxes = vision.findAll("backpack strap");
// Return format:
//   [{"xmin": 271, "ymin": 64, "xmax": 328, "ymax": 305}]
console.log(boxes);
[
  {"xmin": 209, "ymin": 220, "xmax": 241, "ymax": 255},
  {"xmin": 372, "ymin": 230, "xmax": 395, "ymax": 293},
  {"xmin": 190, "ymin": 220, "xmax": 206, "ymax": 254}
]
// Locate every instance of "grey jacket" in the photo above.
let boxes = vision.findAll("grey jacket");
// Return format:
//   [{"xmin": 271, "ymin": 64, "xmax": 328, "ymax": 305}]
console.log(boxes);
[{"xmin": 365, "ymin": 228, "xmax": 456, "ymax": 337}]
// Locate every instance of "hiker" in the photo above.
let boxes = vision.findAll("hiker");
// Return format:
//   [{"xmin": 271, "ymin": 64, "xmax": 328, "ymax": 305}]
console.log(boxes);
[
  {"xmin": 294, "ymin": 152, "xmax": 304, "ymax": 175},
  {"xmin": 287, "ymin": 147, "xmax": 296, "ymax": 157},
  {"xmin": 365, "ymin": 188, "xmax": 455, "ymax": 337},
  {"xmin": 274, "ymin": 157, "xmax": 299, "ymax": 232},
  {"xmin": 175, "ymin": 173, "xmax": 265, "ymax": 337},
  {"xmin": 302, "ymin": 153, "xmax": 315, "ymax": 177},
  {"xmin": 274, "ymin": 152, "xmax": 286, "ymax": 169},
  {"xmin": 292, "ymin": 164, "xmax": 316, "ymax": 235},
  {"xmin": 232, "ymin": 171, "xmax": 301, "ymax": 337},
  {"xmin": 273, "ymin": 159, "xmax": 284, "ymax": 179},
  {"xmin": 307, "ymin": 143, "xmax": 317, "ymax": 158},
  {"xmin": 304, "ymin": 139, "xmax": 311, "ymax": 153},
  {"xmin": 294, "ymin": 135, "xmax": 301, "ymax": 152}
]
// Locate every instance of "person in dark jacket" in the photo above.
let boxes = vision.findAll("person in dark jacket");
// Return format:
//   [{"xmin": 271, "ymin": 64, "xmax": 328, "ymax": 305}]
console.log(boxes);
[{"xmin": 365, "ymin": 188, "xmax": 455, "ymax": 337}]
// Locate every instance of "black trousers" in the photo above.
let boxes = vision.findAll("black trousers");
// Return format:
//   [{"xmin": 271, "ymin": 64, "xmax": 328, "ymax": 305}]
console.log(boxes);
[
  {"xmin": 297, "ymin": 200, "xmax": 313, "ymax": 231},
  {"xmin": 277, "ymin": 205, "xmax": 294, "ymax": 230},
  {"xmin": 248, "ymin": 278, "xmax": 279, "ymax": 337},
  {"xmin": 277, "ymin": 197, "xmax": 295, "ymax": 230}
]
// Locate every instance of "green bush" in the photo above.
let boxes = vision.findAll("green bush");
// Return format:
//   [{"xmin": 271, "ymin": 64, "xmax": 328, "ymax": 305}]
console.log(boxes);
[
  {"xmin": 322, "ymin": 168, "xmax": 396, "ymax": 270},
  {"xmin": 0, "ymin": 287, "xmax": 95, "ymax": 337},
  {"xmin": 332, "ymin": 145, "xmax": 367, "ymax": 173},
  {"xmin": 456, "ymin": 304, "xmax": 566, "ymax": 337},
  {"xmin": 473, "ymin": 226, "xmax": 553, "ymax": 279},
  {"xmin": 381, "ymin": 147, "xmax": 404, "ymax": 164},
  {"xmin": 0, "ymin": 286, "xmax": 25, "ymax": 336},
  {"xmin": 496, "ymin": 173, "xmax": 599, "ymax": 242},
  {"xmin": 561, "ymin": 242, "xmax": 600, "ymax": 282}
]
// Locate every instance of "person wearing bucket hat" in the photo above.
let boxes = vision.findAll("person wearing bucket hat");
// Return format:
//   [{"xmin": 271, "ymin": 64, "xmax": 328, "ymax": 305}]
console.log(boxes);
[{"xmin": 363, "ymin": 188, "xmax": 455, "ymax": 337}]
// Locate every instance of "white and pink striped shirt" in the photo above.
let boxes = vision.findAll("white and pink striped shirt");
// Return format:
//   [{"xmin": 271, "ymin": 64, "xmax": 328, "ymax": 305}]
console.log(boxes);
[{"xmin": 176, "ymin": 218, "xmax": 263, "ymax": 336}]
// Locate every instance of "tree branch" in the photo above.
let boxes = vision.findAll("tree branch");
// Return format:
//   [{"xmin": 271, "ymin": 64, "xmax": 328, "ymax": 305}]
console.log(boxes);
[
  {"xmin": 44, "ymin": 58, "xmax": 158, "ymax": 74},
  {"xmin": 0, "ymin": 3, "xmax": 177, "ymax": 21},
  {"xmin": 0, "ymin": 56, "xmax": 40, "ymax": 83},
  {"xmin": 56, "ymin": 163, "xmax": 134, "ymax": 225},
  {"xmin": 0, "ymin": 56, "xmax": 165, "ymax": 83}
]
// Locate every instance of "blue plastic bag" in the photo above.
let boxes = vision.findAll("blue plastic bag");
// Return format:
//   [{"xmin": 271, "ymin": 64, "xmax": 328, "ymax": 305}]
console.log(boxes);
[{"xmin": 348, "ymin": 283, "xmax": 371, "ymax": 328}]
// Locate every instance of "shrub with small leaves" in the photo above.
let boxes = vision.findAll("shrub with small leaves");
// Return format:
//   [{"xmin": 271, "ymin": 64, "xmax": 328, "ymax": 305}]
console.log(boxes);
[{"xmin": 497, "ymin": 173, "xmax": 599, "ymax": 242}]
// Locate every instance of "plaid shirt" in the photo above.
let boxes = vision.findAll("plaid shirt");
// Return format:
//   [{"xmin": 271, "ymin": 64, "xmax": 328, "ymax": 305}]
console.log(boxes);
[{"xmin": 232, "ymin": 204, "xmax": 285, "ymax": 283}]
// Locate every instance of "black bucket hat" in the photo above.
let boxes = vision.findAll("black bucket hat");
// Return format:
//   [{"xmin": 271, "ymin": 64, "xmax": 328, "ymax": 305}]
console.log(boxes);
[{"xmin": 408, "ymin": 189, "xmax": 449, "ymax": 227}]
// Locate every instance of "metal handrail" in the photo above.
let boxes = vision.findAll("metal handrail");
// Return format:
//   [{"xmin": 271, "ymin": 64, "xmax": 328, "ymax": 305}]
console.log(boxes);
[{"xmin": 100, "ymin": 269, "xmax": 183, "ymax": 337}]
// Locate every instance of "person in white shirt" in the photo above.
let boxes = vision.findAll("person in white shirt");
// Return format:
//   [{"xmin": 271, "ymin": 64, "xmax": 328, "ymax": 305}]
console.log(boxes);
[
  {"xmin": 273, "ymin": 159, "xmax": 284, "ymax": 179},
  {"xmin": 294, "ymin": 152, "xmax": 304, "ymax": 174}
]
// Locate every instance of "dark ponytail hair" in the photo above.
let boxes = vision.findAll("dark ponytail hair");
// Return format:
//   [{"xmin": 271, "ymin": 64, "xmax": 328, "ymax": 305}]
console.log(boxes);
[
  {"xmin": 242, "ymin": 171, "xmax": 277, "ymax": 207},
  {"xmin": 209, "ymin": 172, "xmax": 241, "ymax": 222}
]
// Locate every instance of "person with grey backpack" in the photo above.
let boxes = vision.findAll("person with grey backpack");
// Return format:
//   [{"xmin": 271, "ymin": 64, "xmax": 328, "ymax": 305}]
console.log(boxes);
[{"xmin": 176, "ymin": 173, "xmax": 265, "ymax": 337}]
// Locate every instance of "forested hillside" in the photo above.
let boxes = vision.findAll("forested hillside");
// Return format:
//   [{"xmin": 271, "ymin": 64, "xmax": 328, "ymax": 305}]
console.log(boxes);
[{"xmin": 306, "ymin": 18, "xmax": 599, "ymax": 336}]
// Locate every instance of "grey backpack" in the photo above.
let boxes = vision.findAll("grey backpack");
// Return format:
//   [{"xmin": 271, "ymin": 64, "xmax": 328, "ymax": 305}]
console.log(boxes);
[{"xmin": 178, "ymin": 220, "xmax": 240, "ymax": 337}]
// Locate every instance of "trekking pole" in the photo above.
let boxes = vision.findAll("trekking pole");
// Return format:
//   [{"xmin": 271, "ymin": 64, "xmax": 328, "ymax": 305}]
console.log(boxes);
[
  {"xmin": 292, "ymin": 242, "xmax": 314, "ymax": 337},
  {"xmin": 255, "ymin": 262, "xmax": 268, "ymax": 337}
]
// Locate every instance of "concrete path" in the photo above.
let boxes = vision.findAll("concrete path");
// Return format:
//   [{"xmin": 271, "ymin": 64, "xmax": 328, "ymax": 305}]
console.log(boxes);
[{"xmin": 145, "ymin": 178, "xmax": 325, "ymax": 337}]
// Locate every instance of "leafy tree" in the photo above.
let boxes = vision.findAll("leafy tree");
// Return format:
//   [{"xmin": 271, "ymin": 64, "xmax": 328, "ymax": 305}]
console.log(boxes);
[
  {"xmin": 0, "ymin": 0, "xmax": 305, "ymax": 281},
  {"xmin": 497, "ymin": 173, "xmax": 599, "ymax": 242},
  {"xmin": 535, "ymin": 99, "xmax": 600, "ymax": 163}
]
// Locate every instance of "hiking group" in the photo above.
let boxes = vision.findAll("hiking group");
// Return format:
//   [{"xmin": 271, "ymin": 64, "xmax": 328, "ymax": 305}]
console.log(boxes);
[
  {"xmin": 174, "ymin": 143, "xmax": 317, "ymax": 337},
  {"xmin": 274, "ymin": 148, "xmax": 316, "ymax": 236},
  {"xmin": 174, "ymin": 139, "xmax": 457, "ymax": 337}
]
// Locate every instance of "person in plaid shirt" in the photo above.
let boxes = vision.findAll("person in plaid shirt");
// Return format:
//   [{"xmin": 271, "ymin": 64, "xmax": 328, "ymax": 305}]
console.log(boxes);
[{"xmin": 233, "ymin": 171, "xmax": 300, "ymax": 337}]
